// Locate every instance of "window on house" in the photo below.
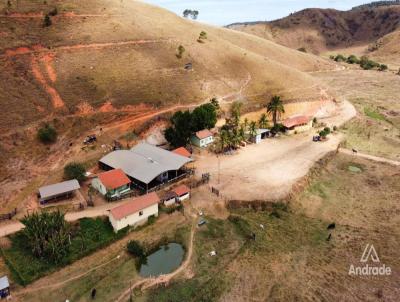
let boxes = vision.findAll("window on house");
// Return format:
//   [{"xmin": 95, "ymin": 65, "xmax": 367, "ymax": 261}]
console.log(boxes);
[{"xmin": 139, "ymin": 211, "xmax": 143, "ymax": 216}]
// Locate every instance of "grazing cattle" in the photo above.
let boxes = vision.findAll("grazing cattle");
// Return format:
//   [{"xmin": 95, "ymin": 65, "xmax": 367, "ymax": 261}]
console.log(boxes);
[
  {"xmin": 327, "ymin": 223, "xmax": 336, "ymax": 230},
  {"xmin": 326, "ymin": 234, "xmax": 332, "ymax": 241},
  {"xmin": 91, "ymin": 288, "xmax": 96, "ymax": 299},
  {"xmin": 352, "ymin": 148, "xmax": 358, "ymax": 154}
]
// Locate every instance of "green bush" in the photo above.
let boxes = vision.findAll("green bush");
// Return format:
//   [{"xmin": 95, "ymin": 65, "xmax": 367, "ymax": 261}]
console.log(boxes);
[
  {"xmin": 334, "ymin": 54, "xmax": 346, "ymax": 62},
  {"xmin": 43, "ymin": 14, "xmax": 52, "ymax": 27},
  {"xmin": 127, "ymin": 240, "xmax": 145, "ymax": 258},
  {"xmin": 37, "ymin": 124, "xmax": 57, "ymax": 144},
  {"xmin": 176, "ymin": 45, "xmax": 185, "ymax": 59},
  {"xmin": 346, "ymin": 55, "xmax": 360, "ymax": 64},
  {"xmin": 64, "ymin": 162, "xmax": 86, "ymax": 182},
  {"xmin": 379, "ymin": 64, "xmax": 388, "ymax": 71},
  {"xmin": 323, "ymin": 127, "xmax": 331, "ymax": 134},
  {"xmin": 297, "ymin": 47, "xmax": 307, "ymax": 53}
]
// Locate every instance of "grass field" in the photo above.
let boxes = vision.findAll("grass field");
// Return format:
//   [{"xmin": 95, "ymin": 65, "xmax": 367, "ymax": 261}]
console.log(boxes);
[
  {"xmin": 139, "ymin": 153, "xmax": 400, "ymax": 302},
  {"xmin": 313, "ymin": 69, "xmax": 400, "ymax": 160}
]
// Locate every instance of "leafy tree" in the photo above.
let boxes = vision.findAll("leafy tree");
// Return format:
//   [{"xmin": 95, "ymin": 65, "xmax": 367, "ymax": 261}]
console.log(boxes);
[
  {"xmin": 182, "ymin": 9, "xmax": 199, "ymax": 20},
  {"xmin": 37, "ymin": 124, "xmax": 57, "ymax": 144},
  {"xmin": 258, "ymin": 113, "xmax": 269, "ymax": 129},
  {"xmin": 165, "ymin": 110, "xmax": 193, "ymax": 148},
  {"xmin": 64, "ymin": 162, "xmax": 86, "ymax": 182},
  {"xmin": 127, "ymin": 240, "xmax": 145, "ymax": 258},
  {"xmin": 266, "ymin": 95, "xmax": 285, "ymax": 126},
  {"xmin": 191, "ymin": 103, "xmax": 217, "ymax": 131},
  {"xmin": 21, "ymin": 211, "xmax": 70, "ymax": 263}
]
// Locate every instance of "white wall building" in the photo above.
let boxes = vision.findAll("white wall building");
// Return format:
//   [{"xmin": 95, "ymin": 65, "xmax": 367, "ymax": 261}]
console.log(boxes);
[
  {"xmin": 108, "ymin": 192, "xmax": 159, "ymax": 232},
  {"xmin": 191, "ymin": 129, "xmax": 214, "ymax": 148}
]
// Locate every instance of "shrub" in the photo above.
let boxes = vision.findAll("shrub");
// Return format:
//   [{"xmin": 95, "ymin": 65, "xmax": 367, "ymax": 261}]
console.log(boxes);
[
  {"xmin": 176, "ymin": 45, "xmax": 185, "ymax": 59},
  {"xmin": 127, "ymin": 240, "xmax": 145, "ymax": 258},
  {"xmin": 379, "ymin": 64, "xmax": 388, "ymax": 71},
  {"xmin": 334, "ymin": 54, "xmax": 346, "ymax": 62},
  {"xmin": 64, "ymin": 162, "xmax": 86, "ymax": 182},
  {"xmin": 48, "ymin": 7, "xmax": 58, "ymax": 16},
  {"xmin": 271, "ymin": 123, "xmax": 285, "ymax": 133},
  {"xmin": 37, "ymin": 124, "xmax": 57, "ymax": 144},
  {"xmin": 346, "ymin": 54, "xmax": 360, "ymax": 64},
  {"xmin": 323, "ymin": 127, "xmax": 331, "ymax": 134},
  {"xmin": 297, "ymin": 47, "xmax": 307, "ymax": 53},
  {"xmin": 333, "ymin": 125, "xmax": 337, "ymax": 131},
  {"xmin": 319, "ymin": 130, "xmax": 328, "ymax": 137}
]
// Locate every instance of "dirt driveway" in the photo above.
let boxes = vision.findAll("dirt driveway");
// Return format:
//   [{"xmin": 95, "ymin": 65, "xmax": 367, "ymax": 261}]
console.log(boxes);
[{"xmin": 195, "ymin": 100, "xmax": 355, "ymax": 201}]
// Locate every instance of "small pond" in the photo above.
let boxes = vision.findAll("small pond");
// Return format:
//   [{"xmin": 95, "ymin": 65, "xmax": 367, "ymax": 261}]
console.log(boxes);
[{"xmin": 139, "ymin": 243, "xmax": 185, "ymax": 277}]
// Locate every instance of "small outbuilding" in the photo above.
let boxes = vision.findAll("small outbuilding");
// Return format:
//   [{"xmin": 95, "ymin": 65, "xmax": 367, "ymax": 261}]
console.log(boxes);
[
  {"xmin": 108, "ymin": 192, "xmax": 159, "ymax": 232},
  {"xmin": 92, "ymin": 169, "xmax": 131, "ymax": 198},
  {"xmin": 191, "ymin": 129, "xmax": 214, "ymax": 148},
  {"xmin": 282, "ymin": 115, "xmax": 313, "ymax": 134},
  {"xmin": 0, "ymin": 276, "xmax": 10, "ymax": 299},
  {"xmin": 162, "ymin": 191, "xmax": 178, "ymax": 206},
  {"xmin": 38, "ymin": 179, "xmax": 80, "ymax": 205},
  {"xmin": 172, "ymin": 147, "xmax": 192, "ymax": 158},
  {"xmin": 251, "ymin": 129, "xmax": 270, "ymax": 144},
  {"xmin": 172, "ymin": 184, "xmax": 191, "ymax": 202}
]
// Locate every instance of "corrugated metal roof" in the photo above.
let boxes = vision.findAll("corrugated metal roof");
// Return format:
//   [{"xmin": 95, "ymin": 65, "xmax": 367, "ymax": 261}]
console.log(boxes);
[
  {"xmin": 99, "ymin": 143, "xmax": 192, "ymax": 184},
  {"xmin": 39, "ymin": 179, "xmax": 80, "ymax": 199},
  {"xmin": 110, "ymin": 192, "xmax": 159, "ymax": 220},
  {"xmin": 0, "ymin": 276, "xmax": 9, "ymax": 290}
]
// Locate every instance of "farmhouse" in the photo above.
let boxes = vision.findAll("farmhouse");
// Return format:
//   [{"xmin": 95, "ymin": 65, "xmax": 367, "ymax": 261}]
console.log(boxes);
[
  {"xmin": 108, "ymin": 192, "xmax": 159, "ymax": 232},
  {"xmin": 162, "ymin": 191, "xmax": 178, "ymax": 206},
  {"xmin": 91, "ymin": 169, "xmax": 131, "ymax": 198},
  {"xmin": 99, "ymin": 143, "xmax": 192, "ymax": 192},
  {"xmin": 282, "ymin": 115, "xmax": 313, "ymax": 134},
  {"xmin": 191, "ymin": 129, "xmax": 214, "ymax": 148},
  {"xmin": 173, "ymin": 184, "xmax": 191, "ymax": 201},
  {"xmin": 38, "ymin": 179, "xmax": 80, "ymax": 205},
  {"xmin": 0, "ymin": 276, "xmax": 10, "ymax": 299}
]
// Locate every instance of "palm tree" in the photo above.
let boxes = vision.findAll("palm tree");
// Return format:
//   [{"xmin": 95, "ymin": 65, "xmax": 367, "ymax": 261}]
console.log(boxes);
[
  {"xmin": 218, "ymin": 130, "xmax": 229, "ymax": 152},
  {"xmin": 258, "ymin": 113, "xmax": 269, "ymax": 129},
  {"xmin": 249, "ymin": 121, "xmax": 257, "ymax": 138},
  {"xmin": 266, "ymin": 95, "xmax": 285, "ymax": 126},
  {"xmin": 243, "ymin": 118, "xmax": 249, "ymax": 131}
]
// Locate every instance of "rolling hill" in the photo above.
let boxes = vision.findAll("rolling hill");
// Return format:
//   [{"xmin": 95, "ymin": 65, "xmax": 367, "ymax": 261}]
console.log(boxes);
[
  {"xmin": 0, "ymin": 0, "xmax": 334, "ymax": 134},
  {"xmin": 228, "ymin": 5, "xmax": 400, "ymax": 54}
]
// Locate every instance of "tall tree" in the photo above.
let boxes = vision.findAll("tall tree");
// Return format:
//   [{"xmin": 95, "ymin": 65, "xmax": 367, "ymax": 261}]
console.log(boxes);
[
  {"xmin": 266, "ymin": 95, "xmax": 285, "ymax": 126},
  {"xmin": 249, "ymin": 121, "xmax": 257, "ymax": 138},
  {"xmin": 191, "ymin": 103, "xmax": 217, "ymax": 131},
  {"xmin": 258, "ymin": 113, "xmax": 269, "ymax": 129},
  {"xmin": 165, "ymin": 110, "xmax": 193, "ymax": 148}
]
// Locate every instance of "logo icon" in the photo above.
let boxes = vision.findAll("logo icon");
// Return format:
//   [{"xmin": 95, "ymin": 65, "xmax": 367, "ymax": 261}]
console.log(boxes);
[
  {"xmin": 360, "ymin": 244, "xmax": 380, "ymax": 263},
  {"xmin": 348, "ymin": 243, "xmax": 391, "ymax": 276}
]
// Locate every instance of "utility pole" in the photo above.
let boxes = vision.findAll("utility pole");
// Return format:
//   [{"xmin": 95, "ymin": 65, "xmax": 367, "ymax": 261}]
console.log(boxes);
[{"xmin": 217, "ymin": 154, "xmax": 220, "ymax": 185}]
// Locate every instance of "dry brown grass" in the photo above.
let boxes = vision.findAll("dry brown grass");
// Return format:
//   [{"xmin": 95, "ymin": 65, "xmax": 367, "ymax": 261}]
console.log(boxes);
[{"xmin": 313, "ymin": 69, "xmax": 400, "ymax": 160}]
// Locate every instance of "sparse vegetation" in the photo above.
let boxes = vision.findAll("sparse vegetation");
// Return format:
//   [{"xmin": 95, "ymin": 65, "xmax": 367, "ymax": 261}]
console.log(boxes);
[
  {"xmin": 43, "ymin": 14, "xmax": 52, "ymax": 27},
  {"xmin": 176, "ymin": 45, "xmax": 185, "ymax": 59},
  {"xmin": 331, "ymin": 54, "xmax": 388, "ymax": 71},
  {"xmin": 63, "ymin": 162, "xmax": 86, "ymax": 182},
  {"xmin": 197, "ymin": 31, "xmax": 208, "ymax": 43},
  {"xmin": 297, "ymin": 47, "xmax": 307, "ymax": 53},
  {"xmin": 346, "ymin": 54, "xmax": 360, "ymax": 64},
  {"xmin": 37, "ymin": 124, "xmax": 57, "ymax": 144}
]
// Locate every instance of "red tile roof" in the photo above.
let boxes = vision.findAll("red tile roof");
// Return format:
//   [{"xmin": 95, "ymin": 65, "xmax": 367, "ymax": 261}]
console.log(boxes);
[
  {"xmin": 110, "ymin": 192, "xmax": 159, "ymax": 220},
  {"xmin": 98, "ymin": 169, "xmax": 131, "ymax": 190},
  {"xmin": 282, "ymin": 116, "xmax": 312, "ymax": 128},
  {"xmin": 172, "ymin": 147, "xmax": 191, "ymax": 158},
  {"xmin": 195, "ymin": 129, "xmax": 213, "ymax": 140},
  {"xmin": 172, "ymin": 184, "xmax": 190, "ymax": 197}
]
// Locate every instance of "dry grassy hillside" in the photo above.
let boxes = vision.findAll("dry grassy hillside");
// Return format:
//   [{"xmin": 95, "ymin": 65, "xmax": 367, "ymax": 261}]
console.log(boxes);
[
  {"xmin": 0, "ymin": 0, "xmax": 334, "ymax": 133},
  {"xmin": 229, "ymin": 6, "xmax": 400, "ymax": 54},
  {"xmin": 368, "ymin": 30, "xmax": 400, "ymax": 67}
]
